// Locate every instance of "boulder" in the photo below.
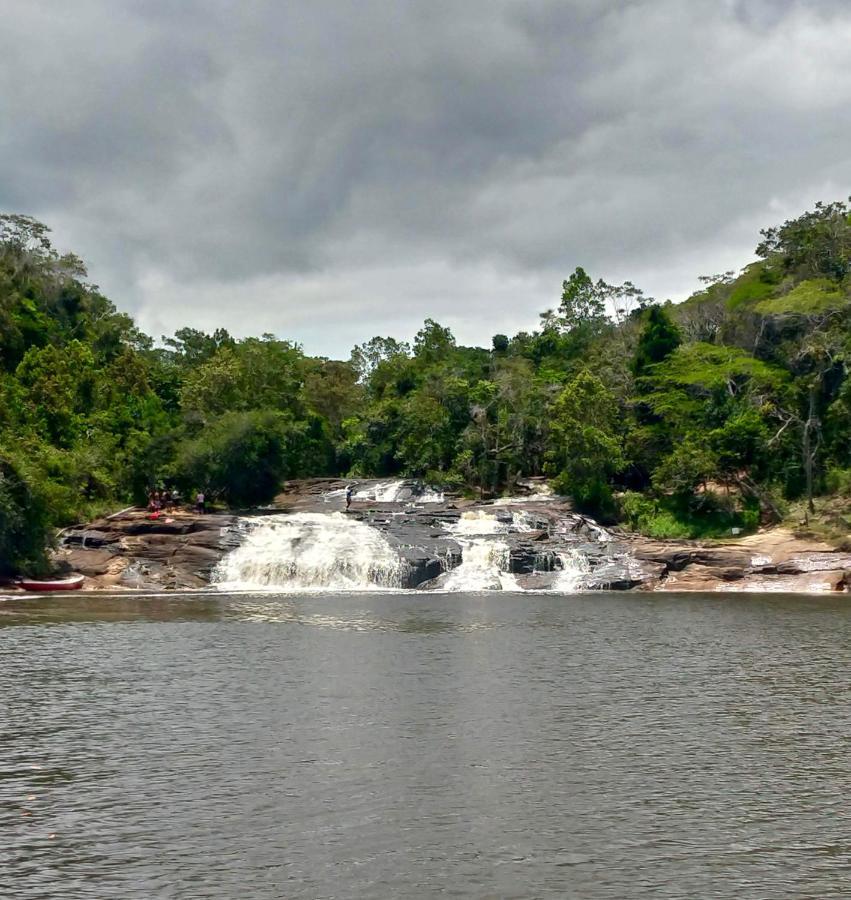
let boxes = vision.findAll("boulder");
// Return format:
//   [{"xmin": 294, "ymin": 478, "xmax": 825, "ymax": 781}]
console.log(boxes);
[
  {"xmin": 657, "ymin": 564, "xmax": 732, "ymax": 592},
  {"xmin": 62, "ymin": 529, "xmax": 121, "ymax": 548},
  {"xmin": 63, "ymin": 548, "xmax": 117, "ymax": 576}
]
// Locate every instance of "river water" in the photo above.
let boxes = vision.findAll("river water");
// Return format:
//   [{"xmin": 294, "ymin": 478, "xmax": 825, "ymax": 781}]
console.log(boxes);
[{"xmin": 2, "ymin": 590, "xmax": 850, "ymax": 898}]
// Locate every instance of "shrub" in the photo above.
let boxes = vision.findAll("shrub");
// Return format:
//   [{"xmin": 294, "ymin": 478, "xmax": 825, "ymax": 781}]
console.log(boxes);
[
  {"xmin": 618, "ymin": 490, "xmax": 758, "ymax": 539},
  {"xmin": 172, "ymin": 409, "xmax": 292, "ymax": 508},
  {"xmin": 825, "ymin": 467, "xmax": 851, "ymax": 497},
  {"xmin": 0, "ymin": 451, "xmax": 51, "ymax": 576}
]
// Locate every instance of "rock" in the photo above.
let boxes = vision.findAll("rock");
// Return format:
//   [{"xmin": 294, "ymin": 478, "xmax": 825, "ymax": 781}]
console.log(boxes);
[
  {"xmin": 629, "ymin": 541, "xmax": 693, "ymax": 571},
  {"xmin": 657, "ymin": 564, "xmax": 733, "ymax": 592},
  {"xmin": 775, "ymin": 553, "xmax": 851, "ymax": 574},
  {"xmin": 586, "ymin": 559, "xmax": 667, "ymax": 590},
  {"xmin": 61, "ymin": 486, "xmax": 851, "ymax": 595},
  {"xmin": 397, "ymin": 551, "xmax": 446, "ymax": 588},
  {"xmin": 689, "ymin": 548, "xmax": 751, "ymax": 569},
  {"xmin": 749, "ymin": 570, "xmax": 849, "ymax": 592},
  {"xmin": 62, "ymin": 529, "xmax": 121, "ymax": 548},
  {"xmin": 63, "ymin": 548, "xmax": 116, "ymax": 577},
  {"xmin": 514, "ymin": 572, "xmax": 559, "ymax": 591},
  {"xmin": 184, "ymin": 528, "xmax": 236, "ymax": 550}
]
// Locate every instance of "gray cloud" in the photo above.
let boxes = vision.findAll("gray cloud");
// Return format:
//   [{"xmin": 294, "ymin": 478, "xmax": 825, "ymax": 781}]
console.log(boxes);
[{"xmin": 1, "ymin": 0, "xmax": 849, "ymax": 356}]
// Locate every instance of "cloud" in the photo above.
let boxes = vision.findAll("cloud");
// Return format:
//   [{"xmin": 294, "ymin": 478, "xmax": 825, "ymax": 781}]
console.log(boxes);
[{"xmin": 0, "ymin": 0, "xmax": 849, "ymax": 356}]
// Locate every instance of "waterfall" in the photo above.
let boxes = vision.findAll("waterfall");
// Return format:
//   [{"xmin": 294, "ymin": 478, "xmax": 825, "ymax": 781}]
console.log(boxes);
[
  {"xmin": 446, "ymin": 509, "xmax": 513, "ymax": 536},
  {"xmin": 212, "ymin": 505, "xmax": 599, "ymax": 594},
  {"xmin": 352, "ymin": 479, "xmax": 445, "ymax": 504},
  {"xmin": 441, "ymin": 538, "xmax": 519, "ymax": 591},
  {"xmin": 442, "ymin": 511, "xmax": 519, "ymax": 591},
  {"xmin": 553, "ymin": 548, "xmax": 591, "ymax": 592},
  {"xmin": 213, "ymin": 513, "xmax": 406, "ymax": 591},
  {"xmin": 354, "ymin": 480, "xmax": 407, "ymax": 502}
]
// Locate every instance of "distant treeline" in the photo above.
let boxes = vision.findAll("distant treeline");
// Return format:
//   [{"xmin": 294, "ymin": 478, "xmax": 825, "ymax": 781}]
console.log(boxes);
[{"xmin": 1, "ymin": 199, "xmax": 851, "ymax": 573}]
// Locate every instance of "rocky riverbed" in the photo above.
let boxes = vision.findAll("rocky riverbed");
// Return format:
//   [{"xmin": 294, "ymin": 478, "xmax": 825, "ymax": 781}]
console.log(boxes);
[{"xmin": 46, "ymin": 478, "xmax": 851, "ymax": 593}]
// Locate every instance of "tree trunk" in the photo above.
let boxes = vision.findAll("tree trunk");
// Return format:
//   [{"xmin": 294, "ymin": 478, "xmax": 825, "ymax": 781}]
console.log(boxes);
[
  {"xmin": 734, "ymin": 474, "xmax": 782, "ymax": 525},
  {"xmin": 802, "ymin": 387, "xmax": 817, "ymax": 514}
]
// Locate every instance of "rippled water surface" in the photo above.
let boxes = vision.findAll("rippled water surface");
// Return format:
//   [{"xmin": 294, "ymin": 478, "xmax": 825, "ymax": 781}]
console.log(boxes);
[{"xmin": 2, "ymin": 591, "xmax": 851, "ymax": 898}]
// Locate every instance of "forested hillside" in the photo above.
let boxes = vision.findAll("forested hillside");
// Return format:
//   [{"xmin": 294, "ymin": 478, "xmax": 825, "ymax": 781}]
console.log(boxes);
[{"xmin": 1, "ymin": 199, "xmax": 850, "ymax": 574}]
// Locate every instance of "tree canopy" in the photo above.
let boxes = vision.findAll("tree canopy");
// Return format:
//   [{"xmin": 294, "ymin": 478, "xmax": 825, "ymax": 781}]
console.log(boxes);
[{"xmin": 2, "ymin": 198, "xmax": 851, "ymax": 571}]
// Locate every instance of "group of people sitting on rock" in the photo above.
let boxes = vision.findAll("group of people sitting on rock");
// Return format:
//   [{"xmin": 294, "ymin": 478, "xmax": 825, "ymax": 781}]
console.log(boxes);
[
  {"xmin": 147, "ymin": 488, "xmax": 206, "ymax": 515},
  {"xmin": 147, "ymin": 488, "xmax": 178, "ymax": 513}
]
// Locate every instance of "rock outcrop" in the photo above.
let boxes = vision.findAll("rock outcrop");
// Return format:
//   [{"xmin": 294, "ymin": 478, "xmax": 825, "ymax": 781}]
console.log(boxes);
[
  {"xmin": 48, "ymin": 478, "xmax": 851, "ymax": 594},
  {"xmin": 56, "ymin": 511, "xmax": 241, "ymax": 590}
]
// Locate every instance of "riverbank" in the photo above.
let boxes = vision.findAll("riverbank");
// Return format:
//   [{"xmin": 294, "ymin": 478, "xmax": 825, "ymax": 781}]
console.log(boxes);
[{"xmin": 20, "ymin": 479, "xmax": 851, "ymax": 594}]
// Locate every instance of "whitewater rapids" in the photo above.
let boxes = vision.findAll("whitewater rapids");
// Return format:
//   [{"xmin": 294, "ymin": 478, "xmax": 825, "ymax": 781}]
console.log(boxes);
[
  {"xmin": 213, "ymin": 497, "xmax": 595, "ymax": 593},
  {"xmin": 213, "ymin": 513, "xmax": 407, "ymax": 592}
]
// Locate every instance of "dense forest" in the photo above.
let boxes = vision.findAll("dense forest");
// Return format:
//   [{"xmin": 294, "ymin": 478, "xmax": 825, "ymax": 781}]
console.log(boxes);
[{"xmin": 1, "ymin": 199, "xmax": 850, "ymax": 574}]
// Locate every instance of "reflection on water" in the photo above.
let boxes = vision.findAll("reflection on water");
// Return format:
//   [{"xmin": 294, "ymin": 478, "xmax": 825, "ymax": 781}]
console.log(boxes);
[
  {"xmin": 0, "ymin": 593, "xmax": 501, "ymax": 633},
  {"xmin": 2, "ymin": 590, "xmax": 851, "ymax": 899},
  {"xmin": 0, "ymin": 592, "xmax": 226, "ymax": 626}
]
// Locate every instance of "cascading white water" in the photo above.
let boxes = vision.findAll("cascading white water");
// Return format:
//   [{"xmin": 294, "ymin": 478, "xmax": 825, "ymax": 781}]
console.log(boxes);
[
  {"xmin": 352, "ymin": 479, "xmax": 445, "ymax": 504},
  {"xmin": 213, "ymin": 513, "xmax": 406, "ymax": 591},
  {"xmin": 553, "ymin": 548, "xmax": 591, "ymax": 592},
  {"xmin": 441, "ymin": 538, "xmax": 519, "ymax": 591},
  {"xmin": 447, "ymin": 509, "xmax": 509, "ymax": 536},
  {"xmin": 442, "ymin": 511, "xmax": 519, "ymax": 591},
  {"xmin": 354, "ymin": 480, "xmax": 406, "ymax": 502},
  {"xmin": 416, "ymin": 486, "xmax": 445, "ymax": 504}
]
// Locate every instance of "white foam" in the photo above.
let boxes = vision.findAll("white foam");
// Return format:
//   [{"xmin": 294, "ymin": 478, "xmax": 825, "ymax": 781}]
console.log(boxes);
[
  {"xmin": 214, "ymin": 513, "xmax": 406, "ymax": 592},
  {"xmin": 441, "ymin": 537, "xmax": 519, "ymax": 591},
  {"xmin": 552, "ymin": 548, "xmax": 591, "ymax": 592}
]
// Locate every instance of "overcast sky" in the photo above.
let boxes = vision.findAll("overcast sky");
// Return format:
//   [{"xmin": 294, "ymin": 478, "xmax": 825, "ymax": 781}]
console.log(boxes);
[{"xmin": 1, "ymin": 0, "xmax": 849, "ymax": 357}]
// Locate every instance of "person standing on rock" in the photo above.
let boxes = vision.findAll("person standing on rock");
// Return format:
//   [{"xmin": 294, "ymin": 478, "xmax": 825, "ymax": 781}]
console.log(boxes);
[
  {"xmin": 195, "ymin": 491, "xmax": 205, "ymax": 514},
  {"xmin": 345, "ymin": 485, "xmax": 354, "ymax": 510}
]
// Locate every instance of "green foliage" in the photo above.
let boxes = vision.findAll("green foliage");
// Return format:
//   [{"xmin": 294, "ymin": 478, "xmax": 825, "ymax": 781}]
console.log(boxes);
[
  {"xmin": 179, "ymin": 337, "xmax": 305, "ymax": 422},
  {"xmin": 0, "ymin": 450, "xmax": 51, "ymax": 575},
  {"xmin": 754, "ymin": 278, "xmax": 846, "ymax": 316},
  {"xmin": 413, "ymin": 319, "xmax": 456, "ymax": 363},
  {"xmin": 756, "ymin": 198, "xmax": 851, "ymax": 281},
  {"xmin": 725, "ymin": 264, "xmax": 778, "ymax": 310},
  {"xmin": 652, "ymin": 438, "xmax": 718, "ymax": 496},
  {"xmin": 173, "ymin": 410, "xmax": 294, "ymax": 507},
  {"xmin": 632, "ymin": 305, "xmax": 681, "ymax": 377},
  {"xmin": 825, "ymin": 467, "xmax": 851, "ymax": 497},
  {"xmin": 3, "ymin": 197, "xmax": 851, "ymax": 572},
  {"xmin": 545, "ymin": 371, "xmax": 624, "ymax": 514},
  {"xmin": 648, "ymin": 343, "xmax": 786, "ymax": 394},
  {"xmin": 618, "ymin": 491, "xmax": 758, "ymax": 539},
  {"xmin": 558, "ymin": 267, "xmax": 606, "ymax": 328},
  {"xmin": 350, "ymin": 336, "xmax": 410, "ymax": 382}
]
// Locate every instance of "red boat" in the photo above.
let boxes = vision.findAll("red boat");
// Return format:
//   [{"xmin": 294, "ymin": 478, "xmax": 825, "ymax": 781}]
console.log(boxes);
[{"xmin": 17, "ymin": 575, "xmax": 85, "ymax": 592}]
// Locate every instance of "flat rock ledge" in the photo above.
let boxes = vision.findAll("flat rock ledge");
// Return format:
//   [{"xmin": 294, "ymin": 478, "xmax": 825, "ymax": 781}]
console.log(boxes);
[
  {"xmin": 55, "ymin": 510, "xmax": 241, "ymax": 590},
  {"xmin": 47, "ymin": 478, "xmax": 851, "ymax": 594}
]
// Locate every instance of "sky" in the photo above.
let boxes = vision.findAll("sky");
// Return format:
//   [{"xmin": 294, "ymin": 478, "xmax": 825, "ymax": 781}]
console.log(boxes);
[{"xmin": 1, "ymin": 0, "xmax": 849, "ymax": 358}]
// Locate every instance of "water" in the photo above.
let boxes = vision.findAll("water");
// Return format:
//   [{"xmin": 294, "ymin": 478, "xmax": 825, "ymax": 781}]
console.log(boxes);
[
  {"xmin": 441, "ymin": 537, "xmax": 518, "ymax": 591},
  {"xmin": 212, "ymin": 508, "xmax": 588, "ymax": 593},
  {"xmin": 553, "ymin": 548, "xmax": 591, "ymax": 591},
  {"xmin": 353, "ymin": 480, "xmax": 445, "ymax": 504},
  {"xmin": 2, "ymin": 591, "xmax": 851, "ymax": 898},
  {"xmin": 214, "ymin": 513, "xmax": 406, "ymax": 591},
  {"xmin": 442, "ymin": 511, "xmax": 521, "ymax": 590}
]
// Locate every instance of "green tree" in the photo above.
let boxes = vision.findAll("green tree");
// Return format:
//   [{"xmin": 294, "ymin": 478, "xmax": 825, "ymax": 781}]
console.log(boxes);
[
  {"xmin": 545, "ymin": 371, "xmax": 625, "ymax": 514},
  {"xmin": 350, "ymin": 336, "xmax": 410, "ymax": 382},
  {"xmin": 491, "ymin": 333, "xmax": 509, "ymax": 353},
  {"xmin": 173, "ymin": 410, "xmax": 293, "ymax": 507},
  {"xmin": 0, "ymin": 450, "xmax": 51, "ymax": 576},
  {"xmin": 632, "ymin": 305, "xmax": 681, "ymax": 377},
  {"xmin": 756, "ymin": 198, "xmax": 851, "ymax": 281},
  {"xmin": 413, "ymin": 319, "xmax": 456, "ymax": 364}
]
